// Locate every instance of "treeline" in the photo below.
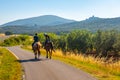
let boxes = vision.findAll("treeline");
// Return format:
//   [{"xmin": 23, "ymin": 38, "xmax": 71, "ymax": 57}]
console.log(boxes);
[
  {"xmin": 37, "ymin": 30, "xmax": 120, "ymax": 57},
  {"xmin": 1, "ymin": 30, "xmax": 120, "ymax": 57}
]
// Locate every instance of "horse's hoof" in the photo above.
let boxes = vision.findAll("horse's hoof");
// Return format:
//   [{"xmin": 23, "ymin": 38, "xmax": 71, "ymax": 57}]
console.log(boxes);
[{"xmin": 35, "ymin": 57, "xmax": 37, "ymax": 60}]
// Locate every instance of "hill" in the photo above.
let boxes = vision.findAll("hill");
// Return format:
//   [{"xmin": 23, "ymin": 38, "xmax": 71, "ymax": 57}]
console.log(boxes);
[
  {"xmin": 46, "ymin": 16, "xmax": 120, "ymax": 32},
  {"xmin": 1, "ymin": 15, "xmax": 75, "ymax": 27},
  {"xmin": 0, "ymin": 15, "xmax": 120, "ymax": 34}
]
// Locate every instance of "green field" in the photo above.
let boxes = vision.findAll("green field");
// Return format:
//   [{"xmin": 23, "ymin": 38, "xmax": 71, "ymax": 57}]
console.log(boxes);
[{"xmin": 0, "ymin": 47, "xmax": 22, "ymax": 80}]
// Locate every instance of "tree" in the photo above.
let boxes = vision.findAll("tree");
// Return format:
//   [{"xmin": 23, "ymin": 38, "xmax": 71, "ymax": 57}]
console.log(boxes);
[
  {"xmin": 66, "ymin": 30, "xmax": 92, "ymax": 53},
  {"xmin": 5, "ymin": 31, "xmax": 13, "ymax": 35},
  {"xmin": 94, "ymin": 30, "xmax": 117, "ymax": 57}
]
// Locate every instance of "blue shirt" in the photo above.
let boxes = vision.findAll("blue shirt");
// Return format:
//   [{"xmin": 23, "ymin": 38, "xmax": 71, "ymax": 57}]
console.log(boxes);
[{"xmin": 34, "ymin": 35, "xmax": 39, "ymax": 42}]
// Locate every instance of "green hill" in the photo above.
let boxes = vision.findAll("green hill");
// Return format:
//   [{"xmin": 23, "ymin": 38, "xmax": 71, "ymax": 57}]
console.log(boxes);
[{"xmin": 0, "ymin": 15, "xmax": 120, "ymax": 34}]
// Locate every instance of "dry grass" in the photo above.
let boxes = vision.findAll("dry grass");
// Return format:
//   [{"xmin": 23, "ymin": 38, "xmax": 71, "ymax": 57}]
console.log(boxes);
[{"xmin": 51, "ymin": 50, "xmax": 120, "ymax": 80}]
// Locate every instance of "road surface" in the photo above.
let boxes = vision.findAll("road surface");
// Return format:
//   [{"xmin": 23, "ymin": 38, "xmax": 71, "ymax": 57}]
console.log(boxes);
[{"xmin": 7, "ymin": 46, "xmax": 97, "ymax": 80}]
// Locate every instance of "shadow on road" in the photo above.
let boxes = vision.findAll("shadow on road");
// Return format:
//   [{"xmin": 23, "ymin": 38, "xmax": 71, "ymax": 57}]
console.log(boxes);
[{"xmin": 16, "ymin": 58, "xmax": 48, "ymax": 63}]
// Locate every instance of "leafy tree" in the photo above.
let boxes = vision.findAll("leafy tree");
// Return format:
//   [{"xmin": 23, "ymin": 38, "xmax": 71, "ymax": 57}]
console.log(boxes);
[
  {"xmin": 5, "ymin": 31, "xmax": 13, "ymax": 35},
  {"xmin": 94, "ymin": 30, "xmax": 118, "ymax": 57},
  {"xmin": 66, "ymin": 30, "xmax": 92, "ymax": 53},
  {"xmin": 112, "ymin": 33, "xmax": 120, "ymax": 54},
  {"xmin": 57, "ymin": 34, "xmax": 67, "ymax": 52}
]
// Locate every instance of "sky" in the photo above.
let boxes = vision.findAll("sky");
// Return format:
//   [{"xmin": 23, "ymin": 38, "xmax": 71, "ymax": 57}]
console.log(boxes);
[{"xmin": 0, "ymin": 0, "xmax": 120, "ymax": 25}]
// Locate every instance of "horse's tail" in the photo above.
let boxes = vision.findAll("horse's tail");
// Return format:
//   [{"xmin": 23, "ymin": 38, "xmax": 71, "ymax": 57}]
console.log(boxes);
[
  {"xmin": 49, "ymin": 42, "xmax": 55, "ymax": 52},
  {"xmin": 50, "ymin": 42, "xmax": 56, "ymax": 52}
]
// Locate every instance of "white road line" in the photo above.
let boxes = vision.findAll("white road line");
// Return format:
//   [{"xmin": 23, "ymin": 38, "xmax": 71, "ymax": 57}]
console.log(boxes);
[{"xmin": 6, "ymin": 48, "xmax": 19, "ymax": 60}]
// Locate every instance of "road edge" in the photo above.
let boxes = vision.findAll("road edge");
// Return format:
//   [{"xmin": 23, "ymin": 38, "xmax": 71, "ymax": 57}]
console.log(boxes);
[
  {"xmin": 6, "ymin": 48, "xmax": 19, "ymax": 60},
  {"xmin": 6, "ymin": 47, "xmax": 26, "ymax": 80}
]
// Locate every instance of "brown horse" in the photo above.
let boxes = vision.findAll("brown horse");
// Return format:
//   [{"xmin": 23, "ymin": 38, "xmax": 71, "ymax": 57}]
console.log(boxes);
[
  {"xmin": 44, "ymin": 42, "xmax": 54, "ymax": 59},
  {"xmin": 33, "ymin": 42, "xmax": 41, "ymax": 59}
]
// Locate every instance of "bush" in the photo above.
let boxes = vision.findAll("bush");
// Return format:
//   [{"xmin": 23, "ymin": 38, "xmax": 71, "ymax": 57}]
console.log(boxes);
[{"xmin": 1, "ymin": 35, "xmax": 31, "ymax": 46}]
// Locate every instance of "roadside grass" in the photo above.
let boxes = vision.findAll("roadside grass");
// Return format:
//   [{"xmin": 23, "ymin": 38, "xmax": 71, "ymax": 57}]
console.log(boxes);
[
  {"xmin": 0, "ymin": 47, "xmax": 22, "ymax": 80},
  {"xmin": 22, "ymin": 45, "xmax": 120, "ymax": 80}
]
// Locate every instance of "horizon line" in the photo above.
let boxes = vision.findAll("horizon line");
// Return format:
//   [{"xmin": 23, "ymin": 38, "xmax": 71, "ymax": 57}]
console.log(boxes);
[{"xmin": 1, "ymin": 14, "xmax": 120, "ymax": 25}]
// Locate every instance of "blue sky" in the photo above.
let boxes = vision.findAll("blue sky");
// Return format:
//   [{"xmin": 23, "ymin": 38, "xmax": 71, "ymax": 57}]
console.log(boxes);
[{"xmin": 0, "ymin": 0, "xmax": 120, "ymax": 25}]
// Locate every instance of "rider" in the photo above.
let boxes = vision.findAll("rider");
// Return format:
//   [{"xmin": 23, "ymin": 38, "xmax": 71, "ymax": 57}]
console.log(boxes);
[
  {"xmin": 44, "ymin": 33, "xmax": 53, "ymax": 49},
  {"xmin": 32, "ymin": 33, "xmax": 39, "ymax": 49},
  {"xmin": 44, "ymin": 33, "xmax": 50, "ymax": 45}
]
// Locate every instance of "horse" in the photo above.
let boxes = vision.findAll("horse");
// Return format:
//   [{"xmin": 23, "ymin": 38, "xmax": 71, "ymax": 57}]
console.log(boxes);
[
  {"xmin": 44, "ymin": 42, "xmax": 54, "ymax": 59},
  {"xmin": 33, "ymin": 42, "xmax": 41, "ymax": 59}
]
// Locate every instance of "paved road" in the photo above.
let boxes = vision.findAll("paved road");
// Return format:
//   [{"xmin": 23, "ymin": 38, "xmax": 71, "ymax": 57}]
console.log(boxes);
[{"xmin": 7, "ymin": 46, "xmax": 97, "ymax": 80}]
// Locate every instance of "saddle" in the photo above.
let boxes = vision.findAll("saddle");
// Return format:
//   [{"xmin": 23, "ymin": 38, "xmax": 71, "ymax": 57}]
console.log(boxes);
[
  {"xmin": 34, "ymin": 42, "xmax": 41, "ymax": 47},
  {"xmin": 45, "ymin": 41, "xmax": 53, "ymax": 49}
]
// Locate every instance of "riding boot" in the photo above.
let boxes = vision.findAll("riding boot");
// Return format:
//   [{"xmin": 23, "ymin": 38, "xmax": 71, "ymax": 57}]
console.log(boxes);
[{"xmin": 32, "ymin": 42, "xmax": 34, "ymax": 50}]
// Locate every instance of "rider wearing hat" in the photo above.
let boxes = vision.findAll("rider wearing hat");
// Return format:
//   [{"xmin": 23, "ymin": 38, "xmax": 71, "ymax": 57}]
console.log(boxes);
[
  {"xmin": 44, "ymin": 33, "xmax": 53, "ymax": 49},
  {"xmin": 44, "ymin": 33, "xmax": 50, "ymax": 45}
]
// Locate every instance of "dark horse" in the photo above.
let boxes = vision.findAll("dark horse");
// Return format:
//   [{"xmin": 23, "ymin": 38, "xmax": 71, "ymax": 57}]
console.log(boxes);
[
  {"xmin": 33, "ymin": 42, "xmax": 41, "ymax": 59},
  {"xmin": 44, "ymin": 42, "xmax": 54, "ymax": 59}
]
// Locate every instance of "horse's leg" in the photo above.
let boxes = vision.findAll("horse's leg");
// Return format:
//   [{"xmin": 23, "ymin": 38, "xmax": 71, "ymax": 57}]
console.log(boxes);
[
  {"xmin": 34, "ymin": 51, "xmax": 37, "ymax": 59},
  {"xmin": 47, "ymin": 49, "xmax": 50, "ymax": 59},
  {"xmin": 38, "ymin": 49, "xmax": 40, "ymax": 59},
  {"xmin": 49, "ymin": 49, "xmax": 52, "ymax": 59},
  {"xmin": 37, "ymin": 44, "xmax": 41, "ymax": 59},
  {"xmin": 46, "ymin": 50, "xmax": 48, "ymax": 58}
]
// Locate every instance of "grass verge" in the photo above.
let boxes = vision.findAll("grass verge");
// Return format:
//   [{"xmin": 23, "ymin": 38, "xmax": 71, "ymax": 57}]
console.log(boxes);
[
  {"xmin": 22, "ymin": 45, "xmax": 120, "ymax": 80},
  {"xmin": 0, "ymin": 47, "xmax": 22, "ymax": 80}
]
